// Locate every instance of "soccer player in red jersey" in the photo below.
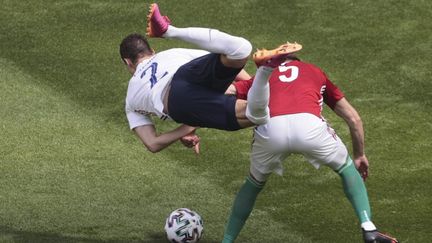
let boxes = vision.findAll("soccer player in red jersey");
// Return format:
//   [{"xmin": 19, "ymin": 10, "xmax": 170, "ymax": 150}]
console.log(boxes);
[{"xmin": 222, "ymin": 49, "xmax": 398, "ymax": 243}]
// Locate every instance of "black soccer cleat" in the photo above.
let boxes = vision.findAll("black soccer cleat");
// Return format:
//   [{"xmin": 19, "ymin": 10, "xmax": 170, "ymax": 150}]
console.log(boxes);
[{"xmin": 363, "ymin": 229, "xmax": 399, "ymax": 243}]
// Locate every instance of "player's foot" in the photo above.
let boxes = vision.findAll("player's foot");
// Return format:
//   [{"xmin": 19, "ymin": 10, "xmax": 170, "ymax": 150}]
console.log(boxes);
[
  {"xmin": 253, "ymin": 42, "xmax": 302, "ymax": 68},
  {"xmin": 363, "ymin": 229, "xmax": 399, "ymax": 243},
  {"xmin": 146, "ymin": 3, "xmax": 171, "ymax": 37}
]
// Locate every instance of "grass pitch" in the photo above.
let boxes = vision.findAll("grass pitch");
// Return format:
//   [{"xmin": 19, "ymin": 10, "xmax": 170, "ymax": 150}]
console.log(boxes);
[{"xmin": 1, "ymin": 0, "xmax": 431, "ymax": 242}]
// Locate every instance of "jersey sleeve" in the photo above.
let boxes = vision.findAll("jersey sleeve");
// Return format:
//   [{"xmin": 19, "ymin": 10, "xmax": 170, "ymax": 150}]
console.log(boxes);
[
  {"xmin": 125, "ymin": 103, "xmax": 153, "ymax": 130},
  {"xmin": 233, "ymin": 77, "xmax": 254, "ymax": 100},
  {"xmin": 323, "ymin": 73, "xmax": 345, "ymax": 109}
]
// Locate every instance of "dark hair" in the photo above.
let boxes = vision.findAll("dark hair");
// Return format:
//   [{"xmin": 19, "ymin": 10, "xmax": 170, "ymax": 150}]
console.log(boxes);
[{"xmin": 119, "ymin": 33, "xmax": 153, "ymax": 64}]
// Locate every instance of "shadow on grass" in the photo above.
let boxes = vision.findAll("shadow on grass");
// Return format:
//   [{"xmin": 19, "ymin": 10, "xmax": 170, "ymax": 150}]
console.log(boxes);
[
  {"xmin": 142, "ymin": 232, "xmax": 220, "ymax": 243},
  {"xmin": 0, "ymin": 225, "xmax": 148, "ymax": 243},
  {"xmin": 0, "ymin": 226, "xmax": 220, "ymax": 243}
]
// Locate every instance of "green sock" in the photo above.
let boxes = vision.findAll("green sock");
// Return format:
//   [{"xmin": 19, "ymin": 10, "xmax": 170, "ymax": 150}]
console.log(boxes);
[
  {"xmin": 222, "ymin": 176, "xmax": 264, "ymax": 243},
  {"xmin": 337, "ymin": 157, "xmax": 372, "ymax": 224}
]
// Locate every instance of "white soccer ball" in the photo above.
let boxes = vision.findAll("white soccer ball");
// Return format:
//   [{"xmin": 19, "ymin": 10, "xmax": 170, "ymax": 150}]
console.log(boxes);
[{"xmin": 164, "ymin": 208, "xmax": 204, "ymax": 243}]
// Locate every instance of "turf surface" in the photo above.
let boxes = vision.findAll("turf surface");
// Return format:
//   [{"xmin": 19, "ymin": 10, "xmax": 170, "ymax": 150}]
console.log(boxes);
[{"xmin": 1, "ymin": 0, "xmax": 431, "ymax": 242}]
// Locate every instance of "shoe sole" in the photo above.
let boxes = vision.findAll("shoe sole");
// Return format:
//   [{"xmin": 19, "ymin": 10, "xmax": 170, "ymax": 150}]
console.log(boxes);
[
  {"xmin": 253, "ymin": 42, "xmax": 302, "ymax": 64},
  {"xmin": 146, "ymin": 3, "xmax": 158, "ymax": 37},
  {"xmin": 377, "ymin": 232, "xmax": 399, "ymax": 243}
]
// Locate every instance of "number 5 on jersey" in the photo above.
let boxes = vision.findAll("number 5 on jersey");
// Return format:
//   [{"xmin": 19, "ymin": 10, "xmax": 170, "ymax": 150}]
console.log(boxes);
[{"xmin": 278, "ymin": 65, "xmax": 299, "ymax": 82}]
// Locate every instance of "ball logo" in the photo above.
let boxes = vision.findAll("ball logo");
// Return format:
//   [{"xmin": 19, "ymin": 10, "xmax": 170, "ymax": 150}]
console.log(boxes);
[{"xmin": 165, "ymin": 208, "xmax": 204, "ymax": 243}]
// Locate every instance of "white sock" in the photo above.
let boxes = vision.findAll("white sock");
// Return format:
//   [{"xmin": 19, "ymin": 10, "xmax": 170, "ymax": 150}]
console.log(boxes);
[
  {"xmin": 163, "ymin": 26, "xmax": 252, "ymax": 59},
  {"xmin": 361, "ymin": 221, "xmax": 377, "ymax": 231},
  {"xmin": 245, "ymin": 66, "xmax": 272, "ymax": 125}
]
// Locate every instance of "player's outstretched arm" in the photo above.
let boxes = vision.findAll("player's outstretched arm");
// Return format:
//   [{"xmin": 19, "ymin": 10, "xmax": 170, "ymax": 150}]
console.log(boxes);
[
  {"xmin": 133, "ymin": 124, "xmax": 196, "ymax": 153},
  {"xmin": 333, "ymin": 97, "xmax": 369, "ymax": 180}
]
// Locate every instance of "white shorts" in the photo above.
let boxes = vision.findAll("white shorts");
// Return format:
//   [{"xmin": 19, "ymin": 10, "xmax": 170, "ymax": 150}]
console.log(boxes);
[{"xmin": 250, "ymin": 113, "xmax": 348, "ymax": 182}]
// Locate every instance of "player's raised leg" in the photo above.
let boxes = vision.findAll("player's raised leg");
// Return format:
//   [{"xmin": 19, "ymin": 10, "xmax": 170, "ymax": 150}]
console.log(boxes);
[
  {"xmin": 244, "ymin": 66, "xmax": 271, "ymax": 125},
  {"xmin": 253, "ymin": 42, "xmax": 302, "ymax": 68},
  {"xmin": 146, "ymin": 3, "xmax": 251, "ymax": 68},
  {"xmin": 146, "ymin": 3, "xmax": 171, "ymax": 38},
  {"xmin": 245, "ymin": 43, "xmax": 303, "ymax": 125}
]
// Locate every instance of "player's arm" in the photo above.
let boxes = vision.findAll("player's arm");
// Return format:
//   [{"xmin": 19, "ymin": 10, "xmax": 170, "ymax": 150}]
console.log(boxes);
[
  {"xmin": 133, "ymin": 124, "xmax": 197, "ymax": 153},
  {"xmin": 333, "ymin": 98, "xmax": 364, "ymax": 157},
  {"xmin": 225, "ymin": 78, "xmax": 253, "ymax": 99},
  {"xmin": 333, "ymin": 98, "xmax": 369, "ymax": 179},
  {"xmin": 225, "ymin": 84, "xmax": 237, "ymax": 96},
  {"xmin": 323, "ymin": 75, "xmax": 368, "ymax": 179},
  {"xmin": 126, "ymin": 106, "xmax": 198, "ymax": 153},
  {"xmin": 225, "ymin": 69, "xmax": 252, "ymax": 96},
  {"xmin": 235, "ymin": 69, "xmax": 252, "ymax": 81}
]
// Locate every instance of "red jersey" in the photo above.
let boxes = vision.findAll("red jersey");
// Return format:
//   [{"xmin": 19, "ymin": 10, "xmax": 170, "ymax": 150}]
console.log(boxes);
[{"xmin": 234, "ymin": 60, "xmax": 345, "ymax": 118}]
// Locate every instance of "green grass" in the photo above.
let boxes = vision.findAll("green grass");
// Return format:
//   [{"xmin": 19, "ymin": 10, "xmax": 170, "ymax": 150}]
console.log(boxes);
[{"xmin": 1, "ymin": 0, "xmax": 431, "ymax": 242}]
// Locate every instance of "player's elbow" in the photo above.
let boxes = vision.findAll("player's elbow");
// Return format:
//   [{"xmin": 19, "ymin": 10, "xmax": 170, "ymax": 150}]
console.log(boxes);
[
  {"xmin": 146, "ymin": 146, "xmax": 162, "ymax": 153},
  {"xmin": 347, "ymin": 114, "xmax": 362, "ymax": 128},
  {"xmin": 146, "ymin": 147, "xmax": 158, "ymax": 153}
]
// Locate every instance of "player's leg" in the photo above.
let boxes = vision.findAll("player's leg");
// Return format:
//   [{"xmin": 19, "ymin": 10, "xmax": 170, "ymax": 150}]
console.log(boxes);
[
  {"xmin": 167, "ymin": 51, "xmax": 269, "ymax": 129},
  {"xmin": 335, "ymin": 158, "xmax": 399, "ymax": 243},
  {"xmin": 230, "ymin": 66, "xmax": 272, "ymax": 127},
  {"xmin": 146, "ymin": 3, "xmax": 251, "ymax": 68},
  {"xmin": 222, "ymin": 173, "xmax": 267, "ymax": 243},
  {"xmin": 168, "ymin": 53, "xmax": 246, "ymax": 131},
  {"xmin": 222, "ymin": 123, "xmax": 287, "ymax": 242},
  {"xmin": 244, "ymin": 43, "xmax": 304, "ymax": 125},
  {"xmin": 290, "ymin": 114, "xmax": 373, "ymax": 228},
  {"xmin": 335, "ymin": 156, "xmax": 373, "ymax": 227},
  {"xmin": 298, "ymin": 116, "xmax": 375, "ymax": 228},
  {"xmin": 298, "ymin": 115, "xmax": 398, "ymax": 242},
  {"xmin": 244, "ymin": 66, "xmax": 272, "ymax": 125}
]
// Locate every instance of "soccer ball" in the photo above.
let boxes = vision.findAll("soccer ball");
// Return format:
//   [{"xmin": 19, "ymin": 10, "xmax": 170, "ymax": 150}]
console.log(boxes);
[{"xmin": 164, "ymin": 208, "xmax": 204, "ymax": 243}]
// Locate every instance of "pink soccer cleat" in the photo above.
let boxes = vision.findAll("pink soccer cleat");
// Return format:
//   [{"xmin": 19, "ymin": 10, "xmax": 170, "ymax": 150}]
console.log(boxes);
[
  {"xmin": 146, "ymin": 3, "xmax": 171, "ymax": 38},
  {"xmin": 253, "ymin": 42, "xmax": 302, "ymax": 68}
]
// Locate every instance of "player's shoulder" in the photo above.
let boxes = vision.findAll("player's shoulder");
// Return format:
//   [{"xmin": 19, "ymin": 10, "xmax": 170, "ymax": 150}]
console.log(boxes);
[
  {"xmin": 293, "ymin": 60, "xmax": 326, "ymax": 75},
  {"xmin": 291, "ymin": 60, "xmax": 319, "ymax": 69}
]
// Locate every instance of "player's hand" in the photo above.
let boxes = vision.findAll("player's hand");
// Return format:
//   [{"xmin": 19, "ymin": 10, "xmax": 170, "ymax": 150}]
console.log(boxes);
[
  {"xmin": 354, "ymin": 155, "xmax": 369, "ymax": 181},
  {"xmin": 180, "ymin": 133, "xmax": 200, "ymax": 154}
]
